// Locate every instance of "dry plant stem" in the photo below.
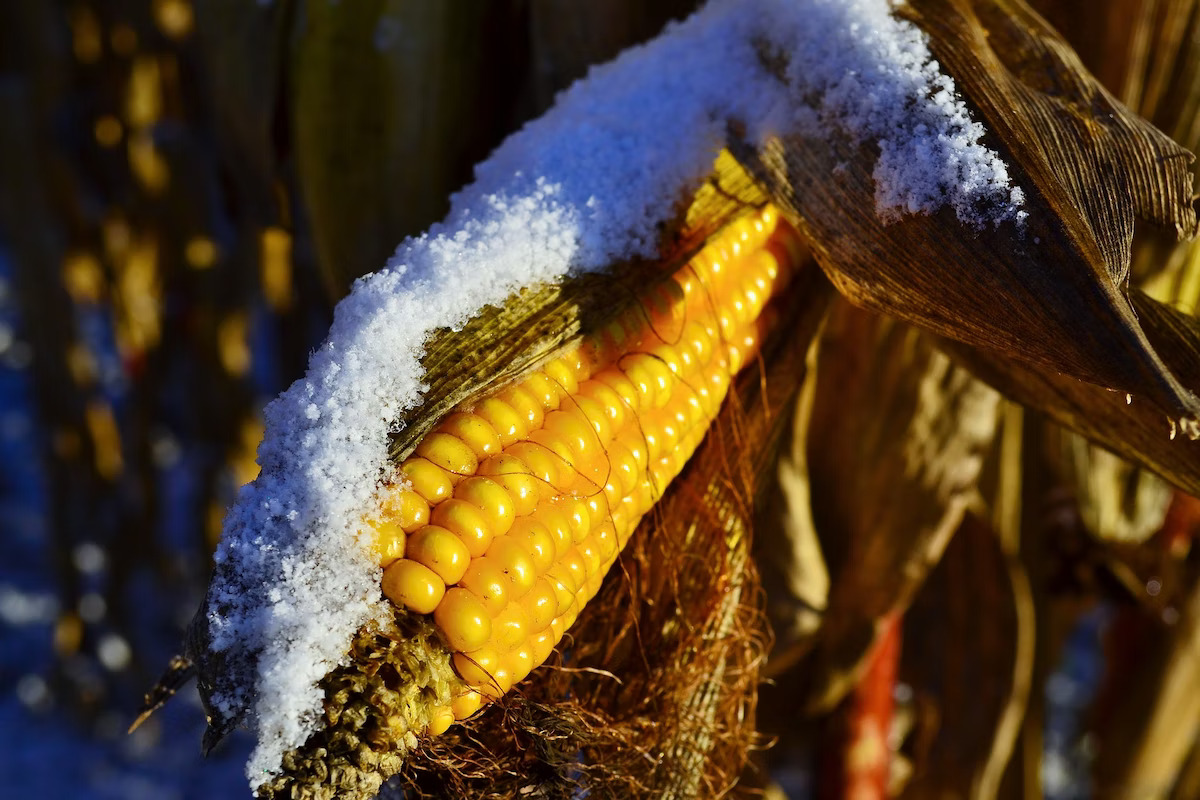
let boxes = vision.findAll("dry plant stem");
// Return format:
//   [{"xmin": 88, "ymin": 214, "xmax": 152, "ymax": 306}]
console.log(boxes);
[
  {"xmin": 897, "ymin": 514, "xmax": 1024, "ymax": 799},
  {"xmin": 976, "ymin": 403, "xmax": 1037, "ymax": 800},
  {"xmin": 1094, "ymin": 497, "xmax": 1200, "ymax": 799}
]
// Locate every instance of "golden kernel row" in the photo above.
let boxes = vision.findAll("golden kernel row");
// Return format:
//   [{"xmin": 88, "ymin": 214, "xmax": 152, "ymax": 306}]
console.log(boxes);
[{"xmin": 368, "ymin": 207, "xmax": 797, "ymax": 723}]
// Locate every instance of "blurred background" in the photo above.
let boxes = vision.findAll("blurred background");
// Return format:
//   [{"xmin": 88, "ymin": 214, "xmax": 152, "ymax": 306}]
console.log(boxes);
[{"xmin": 1, "ymin": 1, "xmax": 1199, "ymax": 799}]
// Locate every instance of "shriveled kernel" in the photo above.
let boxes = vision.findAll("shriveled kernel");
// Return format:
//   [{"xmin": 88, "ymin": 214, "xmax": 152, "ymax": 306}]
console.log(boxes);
[
  {"xmin": 496, "ymin": 386, "xmax": 544, "ymax": 431},
  {"xmin": 455, "ymin": 476, "xmax": 515, "ymax": 537},
  {"xmin": 523, "ymin": 577, "xmax": 558, "ymax": 632},
  {"xmin": 431, "ymin": 499, "xmax": 493, "ymax": 557},
  {"xmin": 486, "ymin": 536, "xmax": 537, "ymax": 598},
  {"xmin": 493, "ymin": 602, "xmax": 530, "ymax": 650},
  {"xmin": 415, "ymin": 432, "xmax": 478, "ymax": 479},
  {"xmin": 458, "ymin": 557, "xmax": 511, "ymax": 614},
  {"xmin": 407, "ymin": 525, "xmax": 471, "ymax": 584},
  {"xmin": 382, "ymin": 560, "xmax": 444, "ymax": 614},
  {"xmin": 508, "ymin": 517, "xmax": 557, "ymax": 572},
  {"xmin": 435, "ymin": 588, "xmax": 492, "ymax": 652},
  {"xmin": 439, "ymin": 412, "xmax": 502, "ymax": 459},
  {"xmin": 451, "ymin": 688, "xmax": 484, "ymax": 720},
  {"xmin": 473, "ymin": 397, "xmax": 526, "ymax": 446},
  {"xmin": 453, "ymin": 647, "xmax": 500, "ymax": 686},
  {"xmin": 401, "ymin": 458, "xmax": 453, "ymax": 504},
  {"xmin": 428, "ymin": 707, "xmax": 454, "ymax": 736}
]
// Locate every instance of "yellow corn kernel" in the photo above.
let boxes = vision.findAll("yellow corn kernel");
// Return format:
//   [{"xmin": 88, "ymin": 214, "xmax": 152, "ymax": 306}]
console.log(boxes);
[
  {"xmin": 438, "ymin": 412, "xmax": 502, "ymax": 460},
  {"xmin": 401, "ymin": 458, "xmax": 453, "ymax": 504},
  {"xmin": 382, "ymin": 560, "xmax": 444, "ymax": 615},
  {"xmin": 495, "ymin": 386, "xmax": 544, "ymax": 432},
  {"xmin": 555, "ymin": 496, "xmax": 591, "ymax": 545},
  {"xmin": 478, "ymin": 666, "xmax": 513, "ymax": 700},
  {"xmin": 415, "ymin": 432, "xmax": 478, "ymax": 478},
  {"xmin": 384, "ymin": 489, "xmax": 430, "ymax": 533},
  {"xmin": 505, "ymin": 646, "xmax": 535, "ymax": 684},
  {"xmin": 454, "ymin": 476, "xmax": 515, "ymax": 537},
  {"xmin": 473, "ymin": 397, "xmax": 526, "ymax": 446},
  {"xmin": 522, "ymin": 577, "xmax": 557, "ymax": 632},
  {"xmin": 369, "ymin": 520, "xmax": 406, "ymax": 567},
  {"xmin": 427, "ymin": 706, "xmax": 454, "ymax": 736},
  {"xmin": 431, "ymin": 499, "xmax": 493, "ymax": 558},
  {"xmin": 406, "ymin": 526, "xmax": 471, "ymax": 584},
  {"xmin": 546, "ymin": 572, "xmax": 576, "ymax": 617},
  {"xmin": 485, "ymin": 537, "xmax": 536, "ymax": 598},
  {"xmin": 435, "ymin": 588, "xmax": 492, "ymax": 652},
  {"xmin": 572, "ymin": 394, "xmax": 614, "ymax": 444},
  {"xmin": 458, "ymin": 557, "xmax": 511, "ymax": 615},
  {"xmin": 452, "ymin": 646, "xmax": 500, "ymax": 686},
  {"xmin": 520, "ymin": 372, "xmax": 563, "ymax": 413},
  {"xmin": 577, "ymin": 379, "xmax": 629, "ymax": 433},
  {"xmin": 508, "ymin": 517, "xmax": 557, "ymax": 573},
  {"xmin": 451, "ymin": 688, "xmax": 484, "ymax": 720},
  {"xmin": 505, "ymin": 440, "xmax": 575, "ymax": 492},
  {"xmin": 493, "ymin": 602, "xmax": 530, "ymax": 650},
  {"xmin": 532, "ymin": 503, "xmax": 573, "ymax": 556},
  {"xmin": 530, "ymin": 629, "xmax": 556, "ymax": 666},
  {"xmin": 477, "ymin": 454, "xmax": 542, "ymax": 516},
  {"xmin": 542, "ymin": 357, "xmax": 580, "ymax": 396}
]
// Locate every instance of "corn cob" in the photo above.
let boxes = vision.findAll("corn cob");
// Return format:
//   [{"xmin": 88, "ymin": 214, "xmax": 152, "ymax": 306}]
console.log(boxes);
[{"xmin": 362, "ymin": 204, "xmax": 799, "ymax": 732}]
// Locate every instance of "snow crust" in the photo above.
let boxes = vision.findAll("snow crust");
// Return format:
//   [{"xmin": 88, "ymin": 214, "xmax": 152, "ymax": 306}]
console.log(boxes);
[{"xmin": 204, "ymin": 0, "xmax": 1026, "ymax": 786}]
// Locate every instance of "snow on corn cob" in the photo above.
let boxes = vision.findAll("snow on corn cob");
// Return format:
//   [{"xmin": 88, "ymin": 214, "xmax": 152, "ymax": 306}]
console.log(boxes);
[{"xmin": 363, "ymin": 205, "xmax": 799, "ymax": 733}]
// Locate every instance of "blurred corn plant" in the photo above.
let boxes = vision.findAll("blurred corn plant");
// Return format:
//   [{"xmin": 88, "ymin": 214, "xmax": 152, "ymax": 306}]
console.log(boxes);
[{"xmin": 7, "ymin": 1, "xmax": 1200, "ymax": 799}]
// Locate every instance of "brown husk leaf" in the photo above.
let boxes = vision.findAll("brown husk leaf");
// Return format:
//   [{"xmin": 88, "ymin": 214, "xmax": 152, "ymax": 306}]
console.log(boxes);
[
  {"xmin": 944, "ymin": 289, "xmax": 1200, "ymax": 497},
  {"xmin": 731, "ymin": 0, "xmax": 1200, "ymax": 427},
  {"xmin": 769, "ymin": 300, "xmax": 1001, "ymax": 714}
]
